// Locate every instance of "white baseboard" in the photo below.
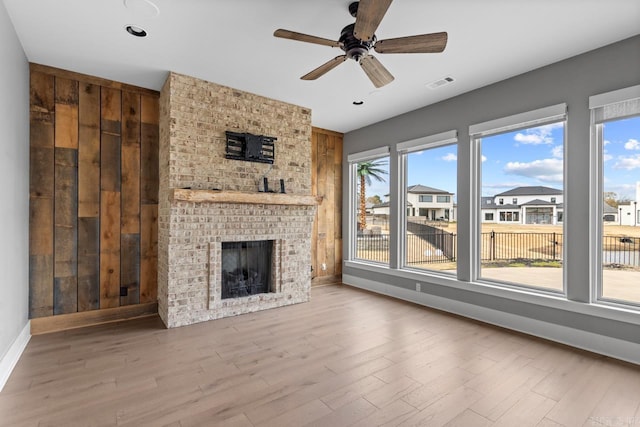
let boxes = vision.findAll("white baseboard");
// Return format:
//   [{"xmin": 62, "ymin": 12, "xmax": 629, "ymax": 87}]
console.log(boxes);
[
  {"xmin": 0, "ymin": 321, "xmax": 30, "ymax": 392},
  {"xmin": 343, "ymin": 274, "xmax": 640, "ymax": 366}
]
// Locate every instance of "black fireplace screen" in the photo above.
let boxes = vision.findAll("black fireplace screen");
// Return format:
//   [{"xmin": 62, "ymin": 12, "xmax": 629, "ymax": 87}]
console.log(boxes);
[{"xmin": 221, "ymin": 240, "xmax": 273, "ymax": 299}]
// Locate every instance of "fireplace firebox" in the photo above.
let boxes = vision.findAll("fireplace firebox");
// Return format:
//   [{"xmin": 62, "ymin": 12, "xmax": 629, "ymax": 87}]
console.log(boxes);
[{"xmin": 221, "ymin": 240, "xmax": 273, "ymax": 299}]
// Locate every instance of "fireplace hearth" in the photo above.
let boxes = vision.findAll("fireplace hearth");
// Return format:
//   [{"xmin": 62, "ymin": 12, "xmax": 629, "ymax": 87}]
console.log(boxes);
[{"xmin": 221, "ymin": 240, "xmax": 273, "ymax": 299}]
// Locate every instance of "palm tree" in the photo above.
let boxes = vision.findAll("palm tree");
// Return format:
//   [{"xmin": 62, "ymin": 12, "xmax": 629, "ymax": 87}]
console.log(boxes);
[{"xmin": 357, "ymin": 160, "xmax": 388, "ymax": 230}]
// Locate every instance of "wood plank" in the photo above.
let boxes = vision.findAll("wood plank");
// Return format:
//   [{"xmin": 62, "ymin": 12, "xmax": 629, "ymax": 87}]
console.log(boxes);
[
  {"xmin": 312, "ymin": 126, "xmax": 343, "ymax": 138},
  {"xmin": 30, "ymin": 303, "xmax": 158, "ymax": 335},
  {"xmin": 29, "ymin": 255, "xmax": 54, "ymax": 318},
  {"xmin": 54, "ymin": 148, "xmax": 78, "ymax": 277},
  {"xmin": 54, "ymin": 78, "xmax": 79, "ymax": 149},
  {"xmin": 334, "ymin": 134, "xmax": 343, "ymax": 276},
  {"xmin": 141, "ymin": 94, "xmax": 159, "ymax": 204},
  {"xmin": 141, "ymin": 93, "xmax": 160, "ymax": 125},
  {"xmin": 54, "ymin": 277, "xmax": 78, "ymax": 315},
  {"xmin": 101, "ymin": 133, "xmax": 121, "ymax": 192},
  {"xmin": 170, "ymin": 189, "xmax": 317, "ymax": 206},
  {"xmin": 78, "ymin": 82, "xmax": 101, "ymax": 217},
  {"xmin": 100, "ymin": 191, "xmax": 121, "ymax": 309},
  {"xmin": 311, "ymin": 130, "xmax": 318, "ymax": 278},
  {"xmin": 29, "ymin": 70, "xmax": 56, "ymax": 319},
  {"xmin": 317, "ymin": 133, "xmax": 328, "ymax": 277},
  {"xmin": 78, "ymin": 217, "xmax": 100, "ymax": 311},
  {"xmin": 31, "ymin": 63, "xmax": 160, "ymax": 97},
  {"xmin": 30, "ymin": 146, "xmax": 55, "ymax": 198},
  {"xmin": 325, "ymin": 134, "xmax": 336, "ymax": 276},
  {"xmin": 121, "ymin": 234, "xmax": 141, "ymax": 306},
  {"xmin": 54, "ymin": 148, "xmax": 78, "ymax": 314},
  {"xmin": 121, "ymin": 91, "xmax": 141, "ymax": 234},
  {"xmin": 101, "ymin": 86, "xmax": 121, "ymax": 135},
  {"xmin": 30, "ymin": 69, "xmax": 55, "ymax": 121},
  {"xmin": 140, "ymin": 204, "xmax": 158, "ymax": 303}
]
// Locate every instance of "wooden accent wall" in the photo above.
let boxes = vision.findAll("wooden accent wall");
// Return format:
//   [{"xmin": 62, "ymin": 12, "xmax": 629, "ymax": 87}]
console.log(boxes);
[
  {"xmin": 29, "ymin": 64, "xmax": 159, "ymax": 319},
  {"xmin": 311, "ymin": 127, "xmax": 343, "ymax": 285}
]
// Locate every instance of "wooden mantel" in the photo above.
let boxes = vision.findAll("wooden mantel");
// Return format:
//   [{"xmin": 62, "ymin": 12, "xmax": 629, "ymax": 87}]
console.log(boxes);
[{"xmin": 170, "ymin": 188, "xmax": 317, "ymax": 206}]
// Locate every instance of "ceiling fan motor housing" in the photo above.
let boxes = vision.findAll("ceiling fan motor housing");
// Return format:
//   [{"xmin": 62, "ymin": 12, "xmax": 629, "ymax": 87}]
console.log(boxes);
[{"xmin": 339, "ymin": 23, "xmax": 374, "ymax": 61}]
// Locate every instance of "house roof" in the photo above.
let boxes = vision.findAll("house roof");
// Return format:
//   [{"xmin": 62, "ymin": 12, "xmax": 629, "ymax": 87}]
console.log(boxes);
[
  {"xmin": 521, "ymin": 199, "xmax": 556, "ymax": 206},
  {"xmin": 373, "ymin": 201, "xmax": 413, "ymax": 208},
  {"xmin": 495, "ymin": 186, "xmax": 562, "ymax": 197},
  {"xmin": 407, "ymin": 184, "xmax": 451, "ymax": 195},
  {"xmin": 603, "ymin": 203, "xmax": 618, "ymax": 213}
]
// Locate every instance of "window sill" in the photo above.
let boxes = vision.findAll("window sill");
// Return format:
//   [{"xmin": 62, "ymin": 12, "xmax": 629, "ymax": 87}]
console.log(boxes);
[{"xmin": 344, "ymin": 260, "xmax": 640, "ymax": 326}]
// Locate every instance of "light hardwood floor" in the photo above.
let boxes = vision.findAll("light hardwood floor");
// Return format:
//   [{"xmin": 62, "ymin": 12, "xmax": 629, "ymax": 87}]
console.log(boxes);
[{"xmin": 2, "ymin": 284, "xmax": 640, "ymax": 427}]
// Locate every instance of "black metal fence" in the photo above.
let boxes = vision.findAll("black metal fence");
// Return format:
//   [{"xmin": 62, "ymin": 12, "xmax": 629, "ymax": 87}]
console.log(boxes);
[
  {"xmin": 355, "ymin": 231, "xmax": 640, "ymax": 267},
  {"xmin": 480, "ymin": 231, "xmax": 562, "ymax": 261},
  {"xmin": 355, "ymin": 233, "xmax": 390, "ymax": 263},
  {"xmin": 602, "ymin": 235, "xmax": 640, "ymax": 267},
  {"xmin": 406, "ymin": 233, "xmax": 456, "ymax": 264}
]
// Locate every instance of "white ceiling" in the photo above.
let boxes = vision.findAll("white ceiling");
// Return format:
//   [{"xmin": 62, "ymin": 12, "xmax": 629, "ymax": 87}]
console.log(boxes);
[{"xmin": 4, "ymin": 0, "xmax": 640, "ymax": 133}]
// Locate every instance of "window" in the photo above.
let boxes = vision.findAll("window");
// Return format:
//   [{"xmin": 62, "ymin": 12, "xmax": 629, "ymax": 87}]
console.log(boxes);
[
  {"xmin": 551, "ymin": 197, "xmax": 556, "ymax": 203},
  {"xmin": 471, "ymin": 104, "xmax": 566, "ymax": 292},
  {"xmin": 398, "ymin": 130, "xmax": 457, "ymax": 274},
  {"xmin": 591, "ymin": 85, "xmax": 640, "ymax": 306},
  {"xmin": 419, "ymin": 195, "xmax": 433, "ymax": 202},
  {"xmin": 348, "ymin": 147, "xmax": 390, "ymax": 265},
  {"xmin": 485, "ymin": 213, "xmax": 494, "ymax": 221},
  {"xmin": 499, "ymin": 211, "xmax": 520, "ymax": 222}
]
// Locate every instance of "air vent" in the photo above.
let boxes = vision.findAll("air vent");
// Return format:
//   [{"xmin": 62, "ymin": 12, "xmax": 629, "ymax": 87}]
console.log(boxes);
[{"xmin": 426, "ymin": 76, "xmax": 455, "ymax": 90}]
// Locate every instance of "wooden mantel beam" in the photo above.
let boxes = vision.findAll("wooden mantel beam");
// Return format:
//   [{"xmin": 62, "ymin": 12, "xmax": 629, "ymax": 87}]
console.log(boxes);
[{"xmin": 170, "ymin": 189, "xmax": 317, "ymax": 206}]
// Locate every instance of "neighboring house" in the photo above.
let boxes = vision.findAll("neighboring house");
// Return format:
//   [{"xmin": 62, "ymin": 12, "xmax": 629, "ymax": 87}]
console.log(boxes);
[
  {"xmin": 603, "ymin": 182, "xmax": 640, "ymax": 225},
  {"xmin": 481, "ymin": 186, "xmax": 564, "ymax": 225},
  {"xmin": 370, "ymin": 184, "xmax": 455, "ymax": 221},
  {"xmin": 603, "ymin": 202, "xmax": 618, "ymax": 223},
  {"xmin": 405, "ymin": 184, "xmax": 455, "ymax": 221},
  {"xmin": 618, "ymin": 202, "xmax": 640, "ymax": 226},
  {"xmin": 371, "ymin": 200, "xmax": 412, "ymax": 216}
]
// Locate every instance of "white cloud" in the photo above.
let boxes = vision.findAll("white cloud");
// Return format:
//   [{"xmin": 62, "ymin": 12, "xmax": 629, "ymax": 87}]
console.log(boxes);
[
  {"xmin": 481, "ymin": 155, "xmax": 487, "ymax": 162},
  {"xmin": 442, "ymin": 153, "xmax": 457, "ymax": 161},
  {"xmin": 603, "ymin": 153, "xmax": 613, "ymax": 162},
  {"xmin": 604, "ymin": 140, "xmax": 611, "ymax": 146},
  {"xmin": 551, "ymin": 145, "xmax": 563, "ymax": 159},
  {"xmin": 514, "ymin": 133, "xmax": 545, "ymax": 144},
  {"xmin": 513, "ymin": 122, "xmax": 563, "ymax": 145},
  {"xmin": 504, "ymin": 158, "xmax": 563, "ymax": 183},
  {"xmin": 613, "ymin": 155, "xmax": 640, "ymax": 170},
  {"xmin": 624, "ymin": 139, "xmax": 640, "ymax": 150}
]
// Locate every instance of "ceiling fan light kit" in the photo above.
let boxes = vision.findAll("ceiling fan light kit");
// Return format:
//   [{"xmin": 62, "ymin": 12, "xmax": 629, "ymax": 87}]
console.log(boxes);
[{"xmin": 274, "ymin": 0, "xmax": 448, "ymax": 88}]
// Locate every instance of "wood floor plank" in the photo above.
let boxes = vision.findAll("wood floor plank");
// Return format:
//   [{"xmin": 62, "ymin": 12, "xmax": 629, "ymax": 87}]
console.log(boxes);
[{"xmin": 1, "ymin": 285, "xmax": 640, "ymax": 427}]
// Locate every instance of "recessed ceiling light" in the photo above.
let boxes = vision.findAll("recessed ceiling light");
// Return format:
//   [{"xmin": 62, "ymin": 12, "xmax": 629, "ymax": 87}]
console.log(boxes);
[
  {"xmin": 126, "ymin": 25, "xmax": 147, "ymax": 37},
  {"xmin": 353, "ymin": 101, "xmax": 364, "ymax": 105}
]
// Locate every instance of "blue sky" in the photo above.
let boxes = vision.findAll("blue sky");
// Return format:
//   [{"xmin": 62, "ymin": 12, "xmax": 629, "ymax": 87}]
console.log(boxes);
[
  {"xmin": 362, "ymin": 116, "xmax": 639, "ymax": 202},
  {"xmin": 603, "ymin": 116, "xmax": 640, "ymax": 201}
]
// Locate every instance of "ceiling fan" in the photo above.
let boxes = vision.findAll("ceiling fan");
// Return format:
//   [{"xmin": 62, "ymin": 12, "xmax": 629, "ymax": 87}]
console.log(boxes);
[{"xmin": 273, "ymin": 0, "xmax": 448, "ymax": 88}]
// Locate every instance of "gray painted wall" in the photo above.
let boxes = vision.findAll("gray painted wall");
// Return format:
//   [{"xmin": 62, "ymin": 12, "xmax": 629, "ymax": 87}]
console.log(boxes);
[
  {"xmin": 344, "ymin": 35, "xmax": 640, "ymax": 345},
  {"xmin": 0, "ymin": 1, "xmax": 30, "ymax": 361}
]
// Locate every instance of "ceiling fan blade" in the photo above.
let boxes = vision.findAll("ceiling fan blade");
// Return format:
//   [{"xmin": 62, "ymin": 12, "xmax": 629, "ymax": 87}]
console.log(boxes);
[
  {"xmin": 360, "ymin": 55, "xmax": 394, "ymax": 88},
  {"xmin": 274, "ymin": 29, "xmax": 341, "ymax": 48},
  {"xmin": 374, "ymin": 32, "xmax": 448, "ymax": 54},
  {"xmin": 353, "ymin": 0, "xmax": 393, "ymax": 42},
  {"xmin": 301, "ymin": 55, "xmax": 348, "ymax": 80}
]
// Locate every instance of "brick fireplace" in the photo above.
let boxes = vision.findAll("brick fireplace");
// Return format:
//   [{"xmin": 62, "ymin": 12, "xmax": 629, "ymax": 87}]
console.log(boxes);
[{"xmin": 158, "ymin": 72, "xmax": 315, "ymax": 328}]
